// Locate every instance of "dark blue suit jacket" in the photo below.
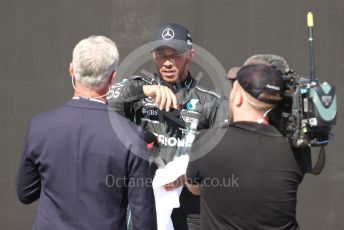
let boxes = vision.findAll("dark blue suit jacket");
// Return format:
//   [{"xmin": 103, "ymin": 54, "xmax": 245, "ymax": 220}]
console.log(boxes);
[{"xmin": 16, "ymin": 99, "xmax": 157, "ymax": 230}]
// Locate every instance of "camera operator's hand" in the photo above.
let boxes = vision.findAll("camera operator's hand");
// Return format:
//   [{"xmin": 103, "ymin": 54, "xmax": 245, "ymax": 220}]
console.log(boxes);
[
  {"xmin": 185, "ymin": 179, "xmax": 201, "ymax": 196},
  {"xmin": 143, "ymin": 85, "xmax": 178, "ymax": 111}
]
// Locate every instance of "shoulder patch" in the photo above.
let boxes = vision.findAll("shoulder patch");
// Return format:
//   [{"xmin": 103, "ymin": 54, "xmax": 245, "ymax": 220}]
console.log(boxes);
[{"xmin": 195, "ymin": 86, "xmax": 222, "ymax": 99}]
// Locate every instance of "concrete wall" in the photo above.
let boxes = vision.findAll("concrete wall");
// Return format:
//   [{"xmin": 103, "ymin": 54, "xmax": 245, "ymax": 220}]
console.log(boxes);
[{"xmin": 1, "ymin": 0, "xmax": 343, "ymax": 229}]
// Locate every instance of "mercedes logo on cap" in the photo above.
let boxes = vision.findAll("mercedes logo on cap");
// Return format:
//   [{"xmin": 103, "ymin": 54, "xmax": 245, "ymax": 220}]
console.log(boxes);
[{"xmin": 161, "ymin": 28, "xmax": 174, "ymax": 40}]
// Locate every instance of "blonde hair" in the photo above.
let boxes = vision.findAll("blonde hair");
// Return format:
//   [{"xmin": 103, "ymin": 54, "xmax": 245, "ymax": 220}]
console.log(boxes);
[{"xmin": 244, "ymin": 54, "xmax": 290, "ymax": 74}]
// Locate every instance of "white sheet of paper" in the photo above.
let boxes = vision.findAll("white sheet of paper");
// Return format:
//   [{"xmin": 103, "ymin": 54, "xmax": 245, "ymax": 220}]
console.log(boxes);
[{"xmin": 152, "ymin": 155, "xmax": 190, "ymax": 230}]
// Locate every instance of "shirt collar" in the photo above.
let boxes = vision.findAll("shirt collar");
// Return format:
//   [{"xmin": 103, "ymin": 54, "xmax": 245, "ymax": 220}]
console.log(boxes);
[
  {"xmin": 72, "ymin": 96, "xmax": 106, "ymax": 104},
  {"xmin": 64, "ymin": 98, "xmax": 107, "ymax": 110}
]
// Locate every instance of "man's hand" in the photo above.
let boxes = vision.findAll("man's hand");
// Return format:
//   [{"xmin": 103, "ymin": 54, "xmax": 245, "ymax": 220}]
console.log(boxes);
[
  {"xmin": 143, "ymin": 85, "xmax": 178, "ymax": 112},
  {"xmin": 185, "ymin": 179, "xmax": 201, "ymax": 196},
  {"xmin": 163, "ymin": 175, "xmax": 185, "ymax": 191}
]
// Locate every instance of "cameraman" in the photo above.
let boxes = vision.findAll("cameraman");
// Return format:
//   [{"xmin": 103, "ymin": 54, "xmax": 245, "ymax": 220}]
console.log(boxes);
[
  {"xmin": 228, "ymin": 54, "xmax": 312, "ymax": 174},
  {"xmin": 186, "ymin": 64, "xmax": 305, "ymax": 229}
]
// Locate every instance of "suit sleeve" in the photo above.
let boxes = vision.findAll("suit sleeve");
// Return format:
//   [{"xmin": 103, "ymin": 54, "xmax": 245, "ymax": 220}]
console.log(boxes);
[
  {"xmin": 107, "ymin": 78, "xmax": 146, "ymax": 119},
  {"xmin": 16, "ymin": 123, "xmax": 41, "ymax": 204},
  {"xmin": 126, "ymin": 131, "xmax": 157, "ymax": 230}
]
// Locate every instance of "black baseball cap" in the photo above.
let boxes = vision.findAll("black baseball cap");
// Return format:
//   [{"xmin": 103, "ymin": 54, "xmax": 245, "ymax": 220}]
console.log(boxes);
[
  {"xmin": 236, "ymin": 64, "xmax": 284, "ymax": 104},
  {"xmin": 152, "ymin": 22, "xmax": 192, "ymax": 52}
]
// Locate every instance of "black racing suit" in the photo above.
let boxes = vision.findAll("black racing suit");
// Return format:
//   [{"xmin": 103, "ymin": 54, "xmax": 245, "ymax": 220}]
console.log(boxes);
[{"xmin": 107, "ymin": 73, "xmax": 228, "ymax": 230}]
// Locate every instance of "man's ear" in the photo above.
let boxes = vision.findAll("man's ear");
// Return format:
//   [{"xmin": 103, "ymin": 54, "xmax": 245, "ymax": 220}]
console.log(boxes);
[
  {"xmin": 232, "ymin": 82, "xmax": 243, "ymax": 107},
  {"xmin": 186, "ymin": 48, "xmax": 195, "ymax": 64},
  {"xmin": 69, "ymin": 63, "xmax": 74, "ymax": 78},
  {"xmin": 236, "ymin": 91, "xmax": 243, "ymax": 107},
  {"xmin": 110, "ymin": 71, "xmax": 116, "ymax": 83}
]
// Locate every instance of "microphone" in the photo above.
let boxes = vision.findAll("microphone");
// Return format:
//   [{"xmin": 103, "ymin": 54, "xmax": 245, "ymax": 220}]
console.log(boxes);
[
  {"xmin": 144, "ymin": 132, "xmax": 166, "ymax": 169},
  {"xmin": 307, "ymin": 12, "xmax": 317, "ymax": 84}
]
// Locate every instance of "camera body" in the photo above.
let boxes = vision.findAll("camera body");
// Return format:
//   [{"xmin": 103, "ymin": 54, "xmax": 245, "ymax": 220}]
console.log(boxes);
[{"xmin": 272, "ymin": 70, "xmax": 337, "ymax": 148}]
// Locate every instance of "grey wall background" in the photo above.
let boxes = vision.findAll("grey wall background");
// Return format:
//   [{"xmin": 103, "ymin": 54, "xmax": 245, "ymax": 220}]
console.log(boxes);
[{"xmin": 0, "ymin": 0, "xmax": 343, "ymax": 229}]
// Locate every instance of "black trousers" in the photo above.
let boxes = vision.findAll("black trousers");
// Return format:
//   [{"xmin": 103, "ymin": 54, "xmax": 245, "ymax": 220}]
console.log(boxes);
[
  {"xmin": 171, "ymin": 209, "xmax": 200, "ymax": 230},
  {"xmin": 171, "ymin": 187, "xmax": 200, "ymax": 230}
]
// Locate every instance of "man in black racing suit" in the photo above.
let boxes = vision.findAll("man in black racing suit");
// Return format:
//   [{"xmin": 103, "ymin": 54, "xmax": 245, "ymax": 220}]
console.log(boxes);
[
  {"xmin": 107, "ymin": 22, "xmax": 228, "ymax": 230},
  {"xmin": 109, "ymin": 73, "xmax": 228, "ymax": 162}
]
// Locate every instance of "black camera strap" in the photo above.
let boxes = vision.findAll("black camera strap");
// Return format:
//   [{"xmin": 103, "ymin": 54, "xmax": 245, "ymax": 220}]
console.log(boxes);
[{"xmin": 310, "ymin": 146, "xmax": 326, "ymax": 175}]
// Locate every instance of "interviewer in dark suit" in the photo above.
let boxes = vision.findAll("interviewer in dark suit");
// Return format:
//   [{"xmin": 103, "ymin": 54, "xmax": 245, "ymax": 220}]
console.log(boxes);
[{"xmin": 16, "ymin": 35, "xmax": 157, "ymax": 230}]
